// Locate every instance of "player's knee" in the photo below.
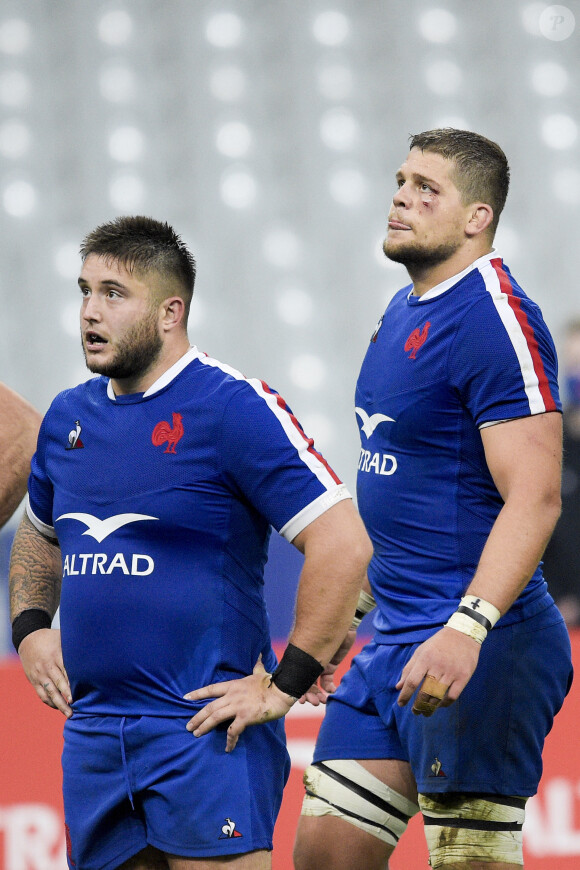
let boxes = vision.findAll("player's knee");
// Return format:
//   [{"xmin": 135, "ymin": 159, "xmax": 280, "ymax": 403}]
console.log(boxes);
[
  {"xmin": 300, "ymin": 760, "xmax": 418, "ymax": 848},
  {"xmin": 419, "ymin": 792, "xmax": 527, "ymax": 868},
  {"xmin": 293, "ymin": 818, "xmax": 332, "ymax": 870}
]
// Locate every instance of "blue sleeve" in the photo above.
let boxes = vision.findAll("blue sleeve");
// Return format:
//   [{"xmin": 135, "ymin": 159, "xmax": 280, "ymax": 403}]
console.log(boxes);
[
  {"xmin": 27, "ymin": 413, "xmax": 56, "ymax": 533},
  {"xmin": 448, "ymin": 296, "xmax": 561, "ymax": 426},
  {"xmin": 218, "ymin": 380, "xmax": 347, "ymax": 537}
]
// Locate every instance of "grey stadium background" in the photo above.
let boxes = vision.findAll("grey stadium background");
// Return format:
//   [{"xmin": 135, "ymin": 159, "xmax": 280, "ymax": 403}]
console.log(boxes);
[{"xmin": 0, "ymin": 0, "xmax": 578, "ymax": 648}]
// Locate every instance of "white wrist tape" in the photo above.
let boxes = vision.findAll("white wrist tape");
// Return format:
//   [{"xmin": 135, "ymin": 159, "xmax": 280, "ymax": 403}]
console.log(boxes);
[
  {"xmin": 351, "ymin": 589, "xmax": 376, "ymax": 628},
  {"xmin": 445, "ymin": 595, "xmax": 501, "ymax": 645}
]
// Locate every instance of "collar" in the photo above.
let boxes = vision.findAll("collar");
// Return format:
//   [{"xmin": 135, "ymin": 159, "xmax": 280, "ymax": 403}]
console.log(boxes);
[
  {"xmin": 106, "ymin": 346, "xmax": 200, "ymax": 401},
  {"xmin": 408, "ymin": 250, "xmax": 500, "ymax": 302}
]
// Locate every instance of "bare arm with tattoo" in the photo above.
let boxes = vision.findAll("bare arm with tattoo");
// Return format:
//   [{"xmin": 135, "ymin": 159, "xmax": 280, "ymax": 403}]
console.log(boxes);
[
  {"xmin": 9, "ymin": 512, "xmax": 72, "ymax": 717},
  {"xmin": 0, "ymin": 383, "xmax": 41, "ymax": 529}
]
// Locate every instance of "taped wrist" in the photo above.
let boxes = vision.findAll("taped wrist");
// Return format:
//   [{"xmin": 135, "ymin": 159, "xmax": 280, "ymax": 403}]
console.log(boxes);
[
  {"xmin": 446, "ymin": 595, "xmax": 501, "ymax": 645},
  {"xmin": 271, "ymin": 643, "xmax": 324, "ymax": 699},
  {"xmin": 12, "ymin": 609, "xmax": 52, "ymax": 653},
  {"xmin": 351, "ymin": 589, "xmax": 376, "ymax": 628}
]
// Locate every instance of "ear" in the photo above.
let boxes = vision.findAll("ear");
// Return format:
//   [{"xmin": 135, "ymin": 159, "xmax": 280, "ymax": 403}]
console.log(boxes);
[
  {"xmin": 159, "ymin": 296, "xmax": 186, "ymax": 332},
  {"xmin": 465, "ymin": 203, "xmax": 494, "ymax": 238}
]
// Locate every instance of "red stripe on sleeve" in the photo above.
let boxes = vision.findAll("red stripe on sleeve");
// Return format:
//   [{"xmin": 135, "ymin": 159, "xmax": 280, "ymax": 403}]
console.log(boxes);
[
  {"xmin": 490, "ymin": 258, "xmax": 557, "ymax": 412},
  {"xmin": 260, "ymin": 381, "xmax": 342, "ymax": 484}
]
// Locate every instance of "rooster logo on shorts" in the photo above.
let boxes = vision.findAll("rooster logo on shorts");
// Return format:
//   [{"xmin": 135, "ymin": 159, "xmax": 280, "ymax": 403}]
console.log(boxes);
[
  {"xmin": 429, "ymin": 756, "xmax": 447, "ymax": 777},
  {"xmin": 219, "ymin": 817, "xmax": 243, "ymax": 839}
]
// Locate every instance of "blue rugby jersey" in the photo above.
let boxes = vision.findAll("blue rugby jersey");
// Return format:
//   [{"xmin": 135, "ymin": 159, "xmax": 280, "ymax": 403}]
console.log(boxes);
[
  {"xmin": 27, "ymin": 347, "xmax": 350, "ymax": 715},
  {"xmin": 355, "ymin": 253, "xmax": 561, "ymax": 642}
]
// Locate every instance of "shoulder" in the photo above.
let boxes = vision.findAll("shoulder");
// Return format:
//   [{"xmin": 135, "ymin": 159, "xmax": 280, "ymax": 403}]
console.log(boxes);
[
  {"xmin": 43, "ymin": 377, "xmax": 107, "ymax": 421},
  {"xmin": 388, "ymin": 285, "xmax": 413, "ymax": 309},
  {"xmin": 189, "ymin": 351, "xmax": 280, "ymax": 407},
  {"xmin": 471, "ymin": 258, "xmax": 543, "ymax": 315},
  {"xmin": 454, "ymin": 259, "xmax": 551, "ymax": 335},
  {"xmin": 188, "ymin": 351, "xmax": 249, "ymax": 388},
  {"xmin": 63, "ymin": 377, "xmax": 106, "ymax": 403},
  {"xmin": 183, "ymin": 352, "xmax": 262, "ymax": 412}
]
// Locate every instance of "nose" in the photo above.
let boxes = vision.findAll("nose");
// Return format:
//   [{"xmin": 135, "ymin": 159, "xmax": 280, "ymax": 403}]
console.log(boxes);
[
  {"xmin": 393, "ymin": 182, "xmax": 410, "ymax": 209},
  {"xmin": 81, "ymin": 293, "xmax": 101, "ymax": 323}
]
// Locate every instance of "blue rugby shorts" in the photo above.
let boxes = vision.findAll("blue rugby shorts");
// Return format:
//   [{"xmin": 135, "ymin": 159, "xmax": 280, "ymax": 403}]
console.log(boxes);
[
  {"xmin": 62, "ymin": 713, "xmax": 290, "ymax": 870},
  {"xmin": 313, "ymin": 604, "xmax": 573, "ymax": 796}
]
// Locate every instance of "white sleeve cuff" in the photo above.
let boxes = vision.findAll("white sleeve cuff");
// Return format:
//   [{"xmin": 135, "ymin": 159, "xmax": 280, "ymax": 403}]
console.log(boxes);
[
  {"xmin": 279, "ymin": 483, "xmax": 351, "ymax": 542},
  {"xmin": 26, "ymin": 497, "xmax": 57, "ymax": 539}
]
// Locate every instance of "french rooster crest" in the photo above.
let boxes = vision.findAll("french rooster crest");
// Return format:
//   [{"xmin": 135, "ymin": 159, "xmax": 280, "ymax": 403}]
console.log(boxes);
[
  {"xmin": 404, "ymin": 321, "xmax": 431, "ymax": 359},
  {"xmin": 151, "ymin": 412, "xmax": 184, "ymax": 454}
]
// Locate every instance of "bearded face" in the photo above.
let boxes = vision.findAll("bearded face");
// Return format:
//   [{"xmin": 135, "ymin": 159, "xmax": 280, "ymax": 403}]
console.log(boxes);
[{"xmin": 82, "ymin": 304, "xmax": 162, "ymax": 381}]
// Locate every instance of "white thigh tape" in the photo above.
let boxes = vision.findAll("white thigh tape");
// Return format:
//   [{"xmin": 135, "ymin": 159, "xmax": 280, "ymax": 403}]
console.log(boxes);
[
  {"xmin": 301, "ymin": 760, "xmax": 418, "ymax": 846},
  {"xmin": 419, "ymin": 793, "xmax": 527, "ymax": 868}
]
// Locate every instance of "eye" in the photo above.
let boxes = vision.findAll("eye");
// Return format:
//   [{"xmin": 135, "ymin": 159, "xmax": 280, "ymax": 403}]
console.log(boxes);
[
  {"xmin": 79, "ymin": 286, "xmax": 90, "ymax": 298},
  {"xmin": 420, "ymin": 182, "xmax": 433, "ymax": 193}
]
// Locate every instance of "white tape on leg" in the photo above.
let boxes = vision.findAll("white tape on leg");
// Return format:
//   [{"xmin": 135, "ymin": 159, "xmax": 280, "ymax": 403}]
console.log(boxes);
[
  {"xmin": 301, "ymin": 760, "xmax": 418, "ymax": 847},
  {"xmin": 419, "ymin": 792, "xmax": 527, "ymax": 867}
]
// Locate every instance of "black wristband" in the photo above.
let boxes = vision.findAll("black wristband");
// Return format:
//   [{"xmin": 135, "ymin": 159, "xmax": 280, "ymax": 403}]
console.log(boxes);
[
  {"xmin": 12, "ymin": 609, "xmax": 52, "ymax": 653},
  {"xmin": 457, "ymin": 604, "xmax": 492, "ymax": 632},
  {"xmin": 271, "ymin": 643, "xmax": 324, "ymax": 699}
]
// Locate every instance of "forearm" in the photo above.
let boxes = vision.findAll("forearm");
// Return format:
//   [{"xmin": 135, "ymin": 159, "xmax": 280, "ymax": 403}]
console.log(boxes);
[
  {"xmin": 0, "ymin": 468, "xmax": 29, "ymax": 528},
  {"xmin": 9, "ymin": 513, "xmax": 62, "ymax": 621},
  {"xmin": 289, "ymin": 562, "xmax": 364, "ymax": 665},
  {"xmin": 399, "ymin": 414, "xmax": 563, "ymax": 717},
  {"xmin": 398, "ymin": 492, "xmax": 561, "ymax": 715},
  {"xmin": 288, "ymin": 503, "xmax": 372, "ymax": 666},
  {"xmin": 358, "ymin": 572, "xmax": 373, "ymax": 598},
  {"xmin": 465, "ymin": 491, "xmax": 561, "ymax": 615},
  {"xmin": 0, "ymin": 387, "xmax": 41, "ymax": 528},
  {"xmin": 0, "ymin": 449, "xmax": 36, "ymax": 528},
  {"xmin": 469, "ymin": 412, "xmax": 563, "ymax": 615}
]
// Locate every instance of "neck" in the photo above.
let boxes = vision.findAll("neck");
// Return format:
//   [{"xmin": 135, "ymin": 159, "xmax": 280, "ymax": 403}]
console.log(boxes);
[
  {"xmin": 110, "ymin": 335, "xmax": 192, "ymax": 396},
  {"xmin": 409, "ymin": 242, "xmax": 493, "ymax": 297}
]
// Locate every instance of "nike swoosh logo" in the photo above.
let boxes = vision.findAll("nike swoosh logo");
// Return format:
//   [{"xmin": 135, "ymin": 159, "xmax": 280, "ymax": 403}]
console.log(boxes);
[
  {"xmin": 355, "ymin": 407, "xmax": 396, "ymax": 438},
  {"xmin": 56, "ymin": 512, "xmax": 158, "ymax": 543}
]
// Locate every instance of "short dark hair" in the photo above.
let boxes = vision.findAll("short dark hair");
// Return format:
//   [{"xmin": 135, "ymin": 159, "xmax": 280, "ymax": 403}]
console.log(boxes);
[
  {"xmin": 409, "ymin": 128, "xmax": 510, "ymax": 236},
  {"xmin": 80, "ymin": 215, "xmax": 196, "ymax": 308}
]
